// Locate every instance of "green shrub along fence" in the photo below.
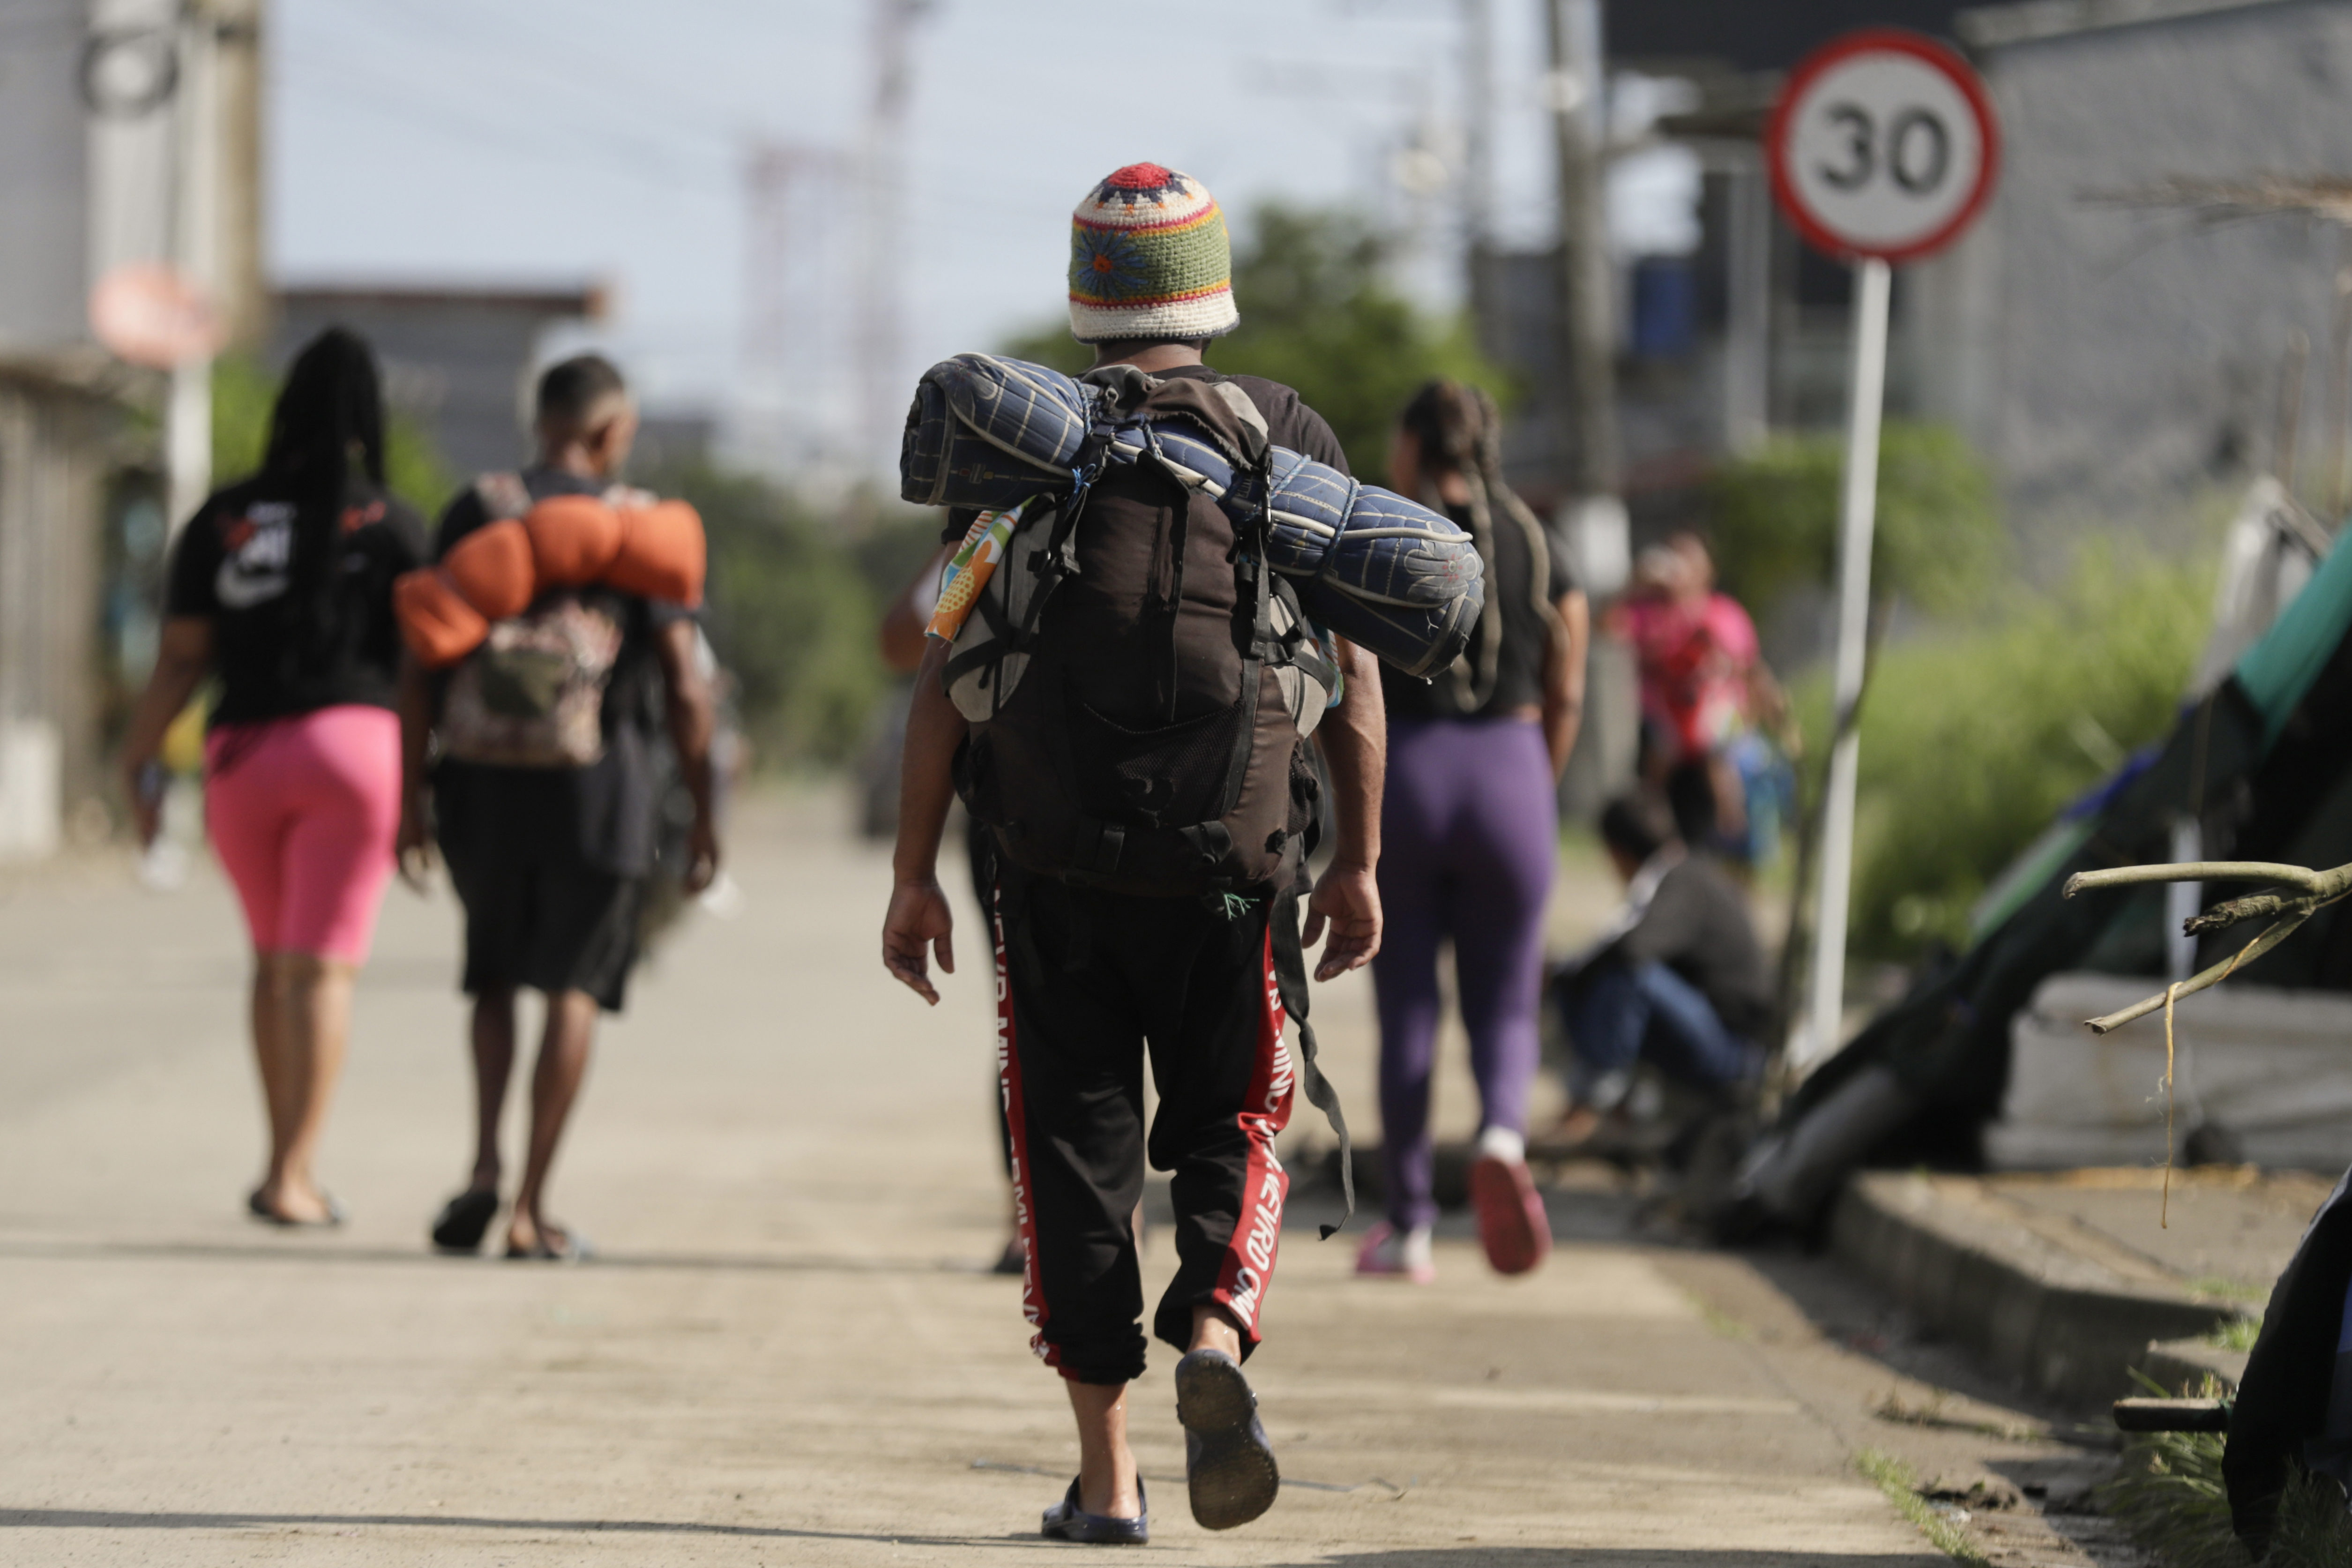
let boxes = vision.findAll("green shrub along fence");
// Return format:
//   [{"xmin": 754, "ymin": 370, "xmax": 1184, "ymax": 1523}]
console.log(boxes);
[{"xmin": 1797, "ymin": 547, "xmax": 2210, "ymax": 963}]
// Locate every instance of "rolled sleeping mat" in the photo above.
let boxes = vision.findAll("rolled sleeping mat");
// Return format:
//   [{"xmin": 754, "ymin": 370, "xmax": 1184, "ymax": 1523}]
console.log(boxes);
[
  {"xmin": 900, "ymin": 353, "xmax": 1099, "ymax": 510},
  {"xmin": 440, "ymin": 517, "xmax": 536, "ymax": 622},
  {"xmin": 393, "ymin": 495, "xmax": 709, "ymax": 668},
  {"xmin": 393, "ymin": 570, "xmax": 489, "ymax": 669},
  {"xmin": 525, "ymin": 493, "xmax": 624, "ymax": 586},
  {"xmin": 898, "ymin": 354, "xmax": 1486, "ymax": 676},
  {"xmin": 1126, "ymin": 428, "xmax": 1487, "ymax": 679},
  {"xmin": 605, "ymin": 499, "xmax": 707, "ymax": 607}
]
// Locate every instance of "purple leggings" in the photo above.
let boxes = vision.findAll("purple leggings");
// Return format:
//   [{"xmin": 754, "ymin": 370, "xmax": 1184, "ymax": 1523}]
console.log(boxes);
[{"xmin": 1371, "ymin": 717, "xmax": 1556, "ymax": 1231}]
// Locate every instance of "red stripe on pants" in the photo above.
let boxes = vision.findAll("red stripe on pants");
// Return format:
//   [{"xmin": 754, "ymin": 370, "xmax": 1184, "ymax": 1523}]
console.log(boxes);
[
  {"xmin": 1211, "ymin": 926, "xmax": 1296, "ymax": 1341},
  {"xmin": 993, "ymin": 888, "xmax": 1056, "ymax": 1366}
]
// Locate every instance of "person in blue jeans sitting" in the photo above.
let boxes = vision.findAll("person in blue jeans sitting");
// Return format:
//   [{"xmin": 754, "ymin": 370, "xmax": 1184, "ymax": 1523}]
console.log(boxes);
[{"xmin": 1555, "ymin": 794, "xmax": 1769, "ymax": 1142}]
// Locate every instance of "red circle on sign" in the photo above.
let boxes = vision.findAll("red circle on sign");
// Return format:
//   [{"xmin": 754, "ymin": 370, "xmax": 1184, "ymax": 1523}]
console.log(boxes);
[{"xmin": 1766, "ymin": 28, "xmax": 2000, "ymax": 264}]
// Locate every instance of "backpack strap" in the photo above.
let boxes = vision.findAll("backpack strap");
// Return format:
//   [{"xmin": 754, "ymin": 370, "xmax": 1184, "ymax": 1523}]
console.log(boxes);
[
  {"xmin": 474, "ymin": 470, "xmax": 531, "ymax": 521},
  {"xmin": 1271, "ymin": 875, "xmax": 1353, "ymax": 1238}
]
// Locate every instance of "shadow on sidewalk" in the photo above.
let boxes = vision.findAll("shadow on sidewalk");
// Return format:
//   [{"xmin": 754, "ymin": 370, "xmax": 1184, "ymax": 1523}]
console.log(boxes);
[
  {"xmin": 0, "ymin": 1508, "xmax": 1962, "ymax": 1563},
  {"xmin": 0, "ymin": 1237, "xmax": 991, "ymax": 1277},
  {"xmin": 0, "ymin": 1507, "xmax": 1032, "ymax": 1549},
  {"xmin": 1266, "ymin": 1555, "xmax": 1947, "ymax": 1567}
]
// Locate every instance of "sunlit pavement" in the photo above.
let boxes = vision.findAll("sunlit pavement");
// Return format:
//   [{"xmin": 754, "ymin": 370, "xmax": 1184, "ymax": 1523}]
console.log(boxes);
[{"xmin": 0, "ymin": 792, "xmax": 1948, "ymax": 1567}]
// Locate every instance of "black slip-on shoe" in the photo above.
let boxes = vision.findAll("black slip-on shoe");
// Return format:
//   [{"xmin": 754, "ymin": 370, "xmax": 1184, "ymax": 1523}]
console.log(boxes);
[
  {"xmin": 429, "ymin": 1187, "xmax": 499, "ymax": 1253},
  {"xmin": 1040, "ymin": 1476, "xmax": 1149, "ymax": 1544},
  {"xmin": 1175, "ymin": 1348, "xmax": 1278, "ymax": 1531}
]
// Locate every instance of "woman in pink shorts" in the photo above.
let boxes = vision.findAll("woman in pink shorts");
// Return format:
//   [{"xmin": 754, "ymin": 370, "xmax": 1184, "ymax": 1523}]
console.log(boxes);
[{"xmin": 118, "ymin": 329, "xmax": 427, "ymax": 1225}]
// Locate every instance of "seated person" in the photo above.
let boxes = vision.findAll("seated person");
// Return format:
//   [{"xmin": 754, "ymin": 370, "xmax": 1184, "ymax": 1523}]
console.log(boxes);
[{"xmin": 1554, "ymin": 794, "xmax": 1770, "ymax": 1142}]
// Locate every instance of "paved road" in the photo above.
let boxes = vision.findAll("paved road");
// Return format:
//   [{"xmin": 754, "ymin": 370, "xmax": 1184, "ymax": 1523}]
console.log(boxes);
[{"xmin": 0, "ymin": 794, "xmax": 2038, "ymax": 1566}]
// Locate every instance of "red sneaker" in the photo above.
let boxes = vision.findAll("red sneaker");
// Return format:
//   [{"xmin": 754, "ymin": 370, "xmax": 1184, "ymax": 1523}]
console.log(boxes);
[{"xmin": 1469, "ymin": 1155, "xmax": 1550, "ymax": 1276}]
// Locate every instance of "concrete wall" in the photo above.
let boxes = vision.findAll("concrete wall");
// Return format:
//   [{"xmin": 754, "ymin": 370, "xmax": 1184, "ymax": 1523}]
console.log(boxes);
[
  {"xmin": 0, "ymin": 0, "xmax": 93, "ymax": 356},
  {"xmin": 0, "ymin": 371, "xmax": 113, "ymax": 859},
  {"xmin": 1913, "ymin": 0, "xmax": 2352, "ymax": 526}
]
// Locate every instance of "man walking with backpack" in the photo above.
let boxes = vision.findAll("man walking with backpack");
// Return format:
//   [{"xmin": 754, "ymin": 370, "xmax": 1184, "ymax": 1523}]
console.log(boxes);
[
  {"xmin": 400, "ymin": 354, "xmax": 720, "ymax": 1262},
  {"xmin": 883, "ymin": 164, "xmax": 1387, "ymax": 1542}
]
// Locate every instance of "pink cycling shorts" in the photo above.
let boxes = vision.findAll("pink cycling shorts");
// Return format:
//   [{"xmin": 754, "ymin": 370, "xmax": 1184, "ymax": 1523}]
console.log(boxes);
[{"xmin": 204, "ymin": 704, "xmax": 403, "ymax": 963}]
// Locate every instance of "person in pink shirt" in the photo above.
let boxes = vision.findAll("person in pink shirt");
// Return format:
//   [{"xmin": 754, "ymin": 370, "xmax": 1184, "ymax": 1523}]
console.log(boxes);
[{"xmin": 1611, "ymin": 533, "xmax": 1788, "ymax": 859}]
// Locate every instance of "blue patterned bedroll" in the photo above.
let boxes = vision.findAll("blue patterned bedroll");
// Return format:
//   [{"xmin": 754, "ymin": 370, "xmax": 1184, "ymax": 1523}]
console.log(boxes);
[{"xmin": 900, "ymin": 354, "xmax": 1485, "ymax": 678}]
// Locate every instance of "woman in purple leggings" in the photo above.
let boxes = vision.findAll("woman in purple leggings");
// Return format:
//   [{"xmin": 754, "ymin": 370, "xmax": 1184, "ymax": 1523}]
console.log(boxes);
[{"xmin": 1358, "ymin": 382, "xmax": 1588, "ymax": 1282}]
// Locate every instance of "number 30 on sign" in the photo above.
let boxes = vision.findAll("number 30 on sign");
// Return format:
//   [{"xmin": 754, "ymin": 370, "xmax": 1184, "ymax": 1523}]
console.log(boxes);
[{"xmin": 1767, "ymin": 29, "xmax": 1998, "ymax": 263}]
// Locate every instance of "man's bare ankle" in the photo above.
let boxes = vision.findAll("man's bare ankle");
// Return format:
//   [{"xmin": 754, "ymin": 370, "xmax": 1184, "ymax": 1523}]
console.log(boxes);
[{"xmin": 1187, "ymin": 1306, "xmax": 1243, "ymax": 1359}]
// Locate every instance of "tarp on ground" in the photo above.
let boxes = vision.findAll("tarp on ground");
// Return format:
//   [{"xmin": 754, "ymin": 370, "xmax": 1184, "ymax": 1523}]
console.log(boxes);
[{"xmin": 1777, "ymin": 520, "xmax": 2352, "ymax": 1162}]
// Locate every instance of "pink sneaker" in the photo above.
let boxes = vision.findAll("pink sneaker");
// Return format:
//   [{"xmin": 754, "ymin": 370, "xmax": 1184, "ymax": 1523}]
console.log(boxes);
[
  {"xmin": 1353, "ymin": 1221, "xmax": 1434, "ymax": 1284},
  {"xmin": 1469, "ymin": 1155, "xmax": 1551, "ymax": 1276}
]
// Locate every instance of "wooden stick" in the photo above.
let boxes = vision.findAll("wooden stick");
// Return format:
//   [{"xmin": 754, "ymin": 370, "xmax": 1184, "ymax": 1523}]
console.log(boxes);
[{"xmin": 2063, "ymin": 861, "xmax": 2330, "ymax": 897}]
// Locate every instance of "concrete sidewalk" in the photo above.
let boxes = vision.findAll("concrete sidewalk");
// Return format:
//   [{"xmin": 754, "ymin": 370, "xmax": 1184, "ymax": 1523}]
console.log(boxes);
[{"xmin": 0, "ymin": 794, "xmax": 2039, "ymax": 1566}]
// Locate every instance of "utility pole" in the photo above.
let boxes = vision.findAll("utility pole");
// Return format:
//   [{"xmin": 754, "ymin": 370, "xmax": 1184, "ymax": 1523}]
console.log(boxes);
[
  {"xmin": 1544, "ymin": 0, "xmax": 1626, "ymax": 593},
  {"xmin": 210, "ymin": 0, "xmax": 266, "ymax": 350},
  {"xmin": 1460, "ymin": 0, "xmax": 1494, "ymax": 290},
  {"xmin": 855, "ymin": 0, "xmax": 929, "ymax": 503},
  {"xmin": 165, "ymin": 0, "xmax": 222, "ymax": 536}
]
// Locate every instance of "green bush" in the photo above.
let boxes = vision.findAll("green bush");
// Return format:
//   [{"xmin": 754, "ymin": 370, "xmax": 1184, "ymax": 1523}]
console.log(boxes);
[
  {"xmin": 1704, "ymin": 422, "xmax": 2003, "ymax": 618},
  {"xmin": 1805, "ymin": 547, "xmax": 2210, "ymax": 960},
  {"xmin": 1004, "ymin": 205, "xmax": 1503, "ymax": 482},
  {"xmin": 642, "ymin": 460, "xmax": 886, "ymax": 769}
]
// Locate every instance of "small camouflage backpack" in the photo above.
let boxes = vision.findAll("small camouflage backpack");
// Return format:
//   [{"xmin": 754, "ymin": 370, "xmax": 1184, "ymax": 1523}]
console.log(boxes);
[{"xmin": 437, "ymin": 473, "xmax": 630, "ymax": 769}]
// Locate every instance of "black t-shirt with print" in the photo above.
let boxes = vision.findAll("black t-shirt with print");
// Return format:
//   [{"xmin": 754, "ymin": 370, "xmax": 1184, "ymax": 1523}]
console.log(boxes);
[
  {"xmin": 429, "ymin": 466, "xmax": 691, "ymax": 880},
  {"xmin": 1381, "ymin": 494, "xmax": 1578, "ymax": 722},
  {"xmin": 164, "ymin": 476, "xmax": 427, "ymax": 728},
  {"xmin": 935, "ymin": 363, "xmax": 1353, "ymax": 548}
]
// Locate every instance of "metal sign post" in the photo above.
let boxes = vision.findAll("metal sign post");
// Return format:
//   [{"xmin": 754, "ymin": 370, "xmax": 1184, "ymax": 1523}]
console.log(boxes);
[{"xmin": 1767, "ymin": 30, "xmax": 1999, "ymax": 1073}]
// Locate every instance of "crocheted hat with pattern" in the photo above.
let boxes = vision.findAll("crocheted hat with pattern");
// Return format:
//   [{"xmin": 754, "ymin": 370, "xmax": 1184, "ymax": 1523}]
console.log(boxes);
[{"xmin": 1067, "ymin": 164, "xmax": 1239, "ymax": 344}]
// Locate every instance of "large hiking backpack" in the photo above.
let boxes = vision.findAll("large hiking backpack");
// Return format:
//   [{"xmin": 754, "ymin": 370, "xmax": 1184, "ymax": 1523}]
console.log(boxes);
[
  {"xmin": 903, "ymin": 353, "xmax": 1485, "ymax": 678},
  {"xmin": 942, "ymin": 370, "xmax": 1338, "ymax": 897},
  {"xmin": 437, "ymin": 473, "xmax": 630, "ymax": 769}
]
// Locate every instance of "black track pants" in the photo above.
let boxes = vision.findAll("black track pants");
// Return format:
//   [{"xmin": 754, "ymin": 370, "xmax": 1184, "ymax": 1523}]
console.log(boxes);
[{"xmin": 993, "ymin": 867, "xmax": 1296, "ymax": 1386}]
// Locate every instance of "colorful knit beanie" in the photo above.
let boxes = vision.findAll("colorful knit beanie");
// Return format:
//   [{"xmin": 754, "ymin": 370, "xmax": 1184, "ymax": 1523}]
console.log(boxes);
[{"xmin": 1067, "ymin": 164, "xmax": 1239, "ymax": 343}]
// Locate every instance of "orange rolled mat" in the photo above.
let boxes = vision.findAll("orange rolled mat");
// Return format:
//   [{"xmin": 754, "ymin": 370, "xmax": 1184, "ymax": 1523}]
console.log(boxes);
[
  {"xmin": 606, "ymin": 500, "xmax": 706, "ymax": 606},
  {"xmin": 525, "ymin": 493, "xmax": 624, "ymax": 586},
  {"xmin": 439, "ymin": 517, "xmax": 536, "ymax": 622},
  {"xmin": 394, "ymin": 569, "xmax": 490, "ymax": 668}
]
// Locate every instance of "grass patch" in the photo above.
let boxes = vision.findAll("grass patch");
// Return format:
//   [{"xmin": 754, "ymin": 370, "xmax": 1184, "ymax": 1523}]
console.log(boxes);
[
  {"xmin": 2101, "ymin": 1429, "xmax": 2351, "ymax": 1566},
  {"xmin": 1855, "ymin": 1447, "xmax": 1987, "ymax": 1563},
  {"xmin": 2186, "ymin": 1276, "xmax": 2270, "ymax": 1305},
  {"xmin": 2205, "ymin": 1314, "xmax": 2263, "ymax": 1353}
]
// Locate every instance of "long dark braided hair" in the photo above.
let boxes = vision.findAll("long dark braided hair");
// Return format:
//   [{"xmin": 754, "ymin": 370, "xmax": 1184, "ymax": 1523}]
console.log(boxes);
[
  {"xmin": 263, "ymin": 328, "xmax": 386, "ymax": 674},
  {"xmin": 1396, "ymin": 379, "xmax": 1563, "ymax": 712}
]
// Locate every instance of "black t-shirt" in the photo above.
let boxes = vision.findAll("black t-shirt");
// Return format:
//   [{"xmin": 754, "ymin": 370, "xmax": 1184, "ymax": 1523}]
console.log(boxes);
[
  {"xmin": 1615, "ymin": 855, "xmax": 1773, "ymax": 1038},
  {"xmin": 429, "ymin": 467, "xmax": 690, "ymax": 879},
  {"xmin": 1381, "ymin": 494, "xmax": 1577, "ymax": 722},
  {"xmin": 164, "ymin": 476, "xmax": 426, "ymax": 728},
  {"xmin": 936, "ymin": 363, "xmax": 1351, "ymax": 547}
]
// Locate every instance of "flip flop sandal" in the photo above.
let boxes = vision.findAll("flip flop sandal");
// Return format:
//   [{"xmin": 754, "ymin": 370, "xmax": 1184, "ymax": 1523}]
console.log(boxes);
[
  {"xmin": 246, "ymin": 1188, "xmax": 347, "ymax": 1227},
  {"xmin": 1175, "ymin": 1348, "xmax": 1279, "ymax": 1531},
  {"xmin": 1040, "ymin": 1477, "xmax": 1149, "ymax": 1545},
  {"xmin": 1469, "ymin": 1153, "xmax": 1551, "ymax": 1276},
  {"xmin": 505, "ymin": 1226, "xmax": 595, "ymax": 1263},
  {"xmin": 430, "ymin": 1188, "xmax": 501, "ymax": 1254}
]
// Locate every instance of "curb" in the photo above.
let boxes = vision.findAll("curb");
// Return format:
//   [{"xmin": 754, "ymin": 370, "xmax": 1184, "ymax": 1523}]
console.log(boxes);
[{"xmin": 1830, "ymin": 1172, "xmax": 2247, "ymax": 1404}]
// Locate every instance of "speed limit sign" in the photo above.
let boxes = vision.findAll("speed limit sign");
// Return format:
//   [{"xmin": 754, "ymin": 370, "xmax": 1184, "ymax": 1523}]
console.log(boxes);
[
  {"xmin": 1770, "ymin": 30, "xmax": 2000, "ymax": 1077},
  {"xmin": 1767, "ymin": 29, "xmax": 1998, "ymax": 262}
]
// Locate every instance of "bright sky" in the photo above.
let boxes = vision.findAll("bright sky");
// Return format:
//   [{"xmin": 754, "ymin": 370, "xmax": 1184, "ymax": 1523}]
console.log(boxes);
[{"xmin": 270, "ymin": 0, "xmax": 1674, "ymax": 470}]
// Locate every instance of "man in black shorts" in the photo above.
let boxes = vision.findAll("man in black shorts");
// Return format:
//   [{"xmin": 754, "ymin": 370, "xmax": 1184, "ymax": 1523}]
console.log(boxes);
[
  {"xmin": 884, "ymin": 164, "xmax": 1385, "ymax": 1542},
  {"xmin": 400, "ymin": 354, "xmax": 719, "ymax": 1260}
]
